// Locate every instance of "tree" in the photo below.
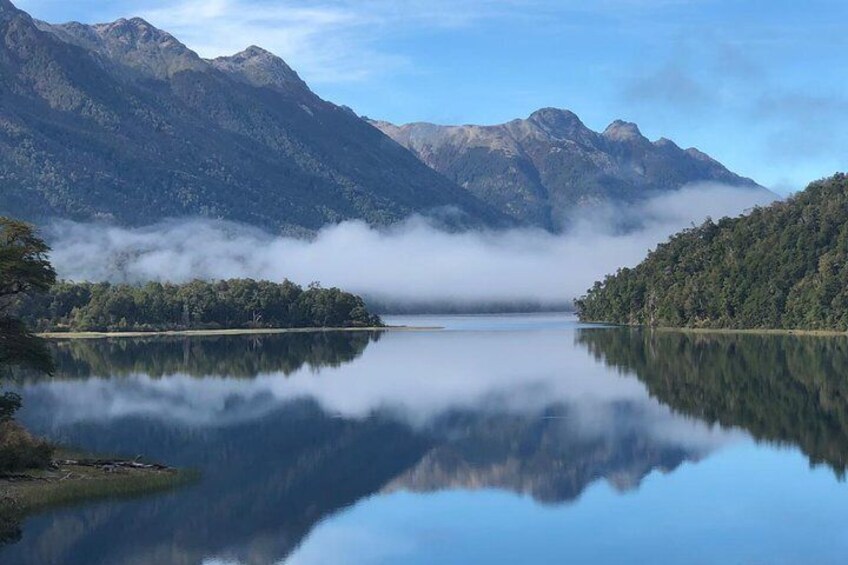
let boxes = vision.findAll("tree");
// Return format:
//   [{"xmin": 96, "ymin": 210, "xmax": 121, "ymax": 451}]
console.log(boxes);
[
  {"xmin": 0, "ymin": 218, "xmax": 56, "ymax": 420},
  {"xmin": 0, "ymin": 218, "xmax": 56, "ymax": 312}
]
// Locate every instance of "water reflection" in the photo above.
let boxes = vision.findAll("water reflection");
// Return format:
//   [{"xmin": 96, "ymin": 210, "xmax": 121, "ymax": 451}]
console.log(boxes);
[
  {"xmin": 578, "ymin": 327, "xmax": 848, "ymax": 476},
  {"xmin": 44, "ymin": 331, "xmax": 382, "ymax": 380},
  {"xmin": 4, "ymin": 321, "xmax": 848, "ymax": 563}
]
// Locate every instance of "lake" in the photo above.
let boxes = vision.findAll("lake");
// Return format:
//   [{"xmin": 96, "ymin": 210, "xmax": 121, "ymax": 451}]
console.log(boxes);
[{"xmin": 4, "ymin": 313, "xmax": 848, "ymax": 564}]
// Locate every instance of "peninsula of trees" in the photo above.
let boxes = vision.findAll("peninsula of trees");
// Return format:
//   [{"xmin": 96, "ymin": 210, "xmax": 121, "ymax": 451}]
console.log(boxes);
[
  {"xmin": 576, "ymin": 174, "xmax": 848, "ymax": 331},
  {"xmin": 14, "ymin": 279, "xmax": 383, "ymax": 333}
]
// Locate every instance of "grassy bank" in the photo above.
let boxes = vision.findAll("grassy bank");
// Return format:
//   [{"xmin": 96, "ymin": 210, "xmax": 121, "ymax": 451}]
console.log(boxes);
[{"xmin": 0, "ymin": 451, "xmax": 194, "ymax": 545}]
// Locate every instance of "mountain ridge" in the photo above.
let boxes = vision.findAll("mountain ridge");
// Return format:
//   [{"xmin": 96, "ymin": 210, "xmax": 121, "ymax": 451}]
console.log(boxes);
[
  {"xmin": 1, "ymin": 0, "xmax": 764, "ymax": 234},
  {"xmin": 0, "ymin": 0, "xmax": 508, "ymax": 233},
  {"xmin": 371, "ymin": 108, "xmax": 764, "ymax": 230}
]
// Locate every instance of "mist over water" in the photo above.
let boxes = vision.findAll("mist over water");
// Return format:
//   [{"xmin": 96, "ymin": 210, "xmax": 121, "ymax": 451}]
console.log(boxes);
[{"xmin": 46, "ymin": 184, "xmax": 776, "ymax": 309}]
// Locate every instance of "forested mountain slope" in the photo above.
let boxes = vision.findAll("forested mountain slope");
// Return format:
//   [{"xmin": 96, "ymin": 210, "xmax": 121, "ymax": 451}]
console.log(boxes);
[
  {"xmin": 0, "ymin": 0, "xmax": 506, "ymax": 233},
  {"xmin": 576, "ymin": 174, "xmax": 848, "ymax": 330}
]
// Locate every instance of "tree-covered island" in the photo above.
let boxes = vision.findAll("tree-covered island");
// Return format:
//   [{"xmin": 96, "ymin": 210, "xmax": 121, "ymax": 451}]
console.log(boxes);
[
  {"xmin": 14, "ymin": 279, "xmax": 383, "ymax": 333},
  {"xmin": 0, "ymin": 216, "xmax": 382, "ymax": 544}
]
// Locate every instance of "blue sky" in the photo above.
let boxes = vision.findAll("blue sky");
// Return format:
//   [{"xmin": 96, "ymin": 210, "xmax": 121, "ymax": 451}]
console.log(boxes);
[{"xmin": 16, "ymin": 0, "xmax": 848, "ymax": 193}]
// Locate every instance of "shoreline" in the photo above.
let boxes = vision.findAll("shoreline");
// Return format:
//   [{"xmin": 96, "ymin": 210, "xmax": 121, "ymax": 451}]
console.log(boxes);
[
  {"xmin": 581, "ymin": 321, "xmax": 848, "ymax": 337},
  {"xmin": 1, "ymin": 454, "xmax": 193, "ymax": 535},
  {"xmin": 653, "ymin": 326, "xmax": 848, "ymax": 337},
  {"xmin": 38, "ymin": 325, "xmax": 443, "ymax": 340}
]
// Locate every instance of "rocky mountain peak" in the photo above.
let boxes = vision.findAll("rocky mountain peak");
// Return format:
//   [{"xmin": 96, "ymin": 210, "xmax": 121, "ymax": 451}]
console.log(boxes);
[
  {"xmin": 92, "ymin": 17, "xmax": 189, "ymax": 52},
  {"xmin": 373, "ymin": 107, "xmax": 765, "ymax": 230},
  {"xmin": 0, "ymin": 0, "xmax": 508, "ymax": 233},
  {"xmin": 211, "ymin": 46, "xmax": 308, "ymax": 93},
  {"xmin": 0, "ymin": 0, "xmax": 24, "ymax": 22},
  {"xmin": 685, "ymin": 147, "xmax": 717, "ymax": 163},
  {"xmin": 528, "ymin": 107, "xmax": 592, "ymax": 139},
  {"xmin": 603, "ymin": 120, "xmax": 647, "ymax": 143},
  {"xmin": 42, "ymin": 16, "xmax": 206, "ymax": 80},
  {"xmin": 240, "ymin": 45, "xmax": 273, "ymax": 58}
]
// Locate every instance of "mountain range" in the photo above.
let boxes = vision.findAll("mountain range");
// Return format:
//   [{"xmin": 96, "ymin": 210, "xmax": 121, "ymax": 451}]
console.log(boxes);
[
  {"xmin": 372, "ymin": 111, "xmax": 762, "ymax": 229},
  {"xmin": 1, "ymin": 0, "xmax": 762, "ymax": 233},
  {"xmin": 0, "ymin": 0, "xmax": 503, "ymax": 234}
]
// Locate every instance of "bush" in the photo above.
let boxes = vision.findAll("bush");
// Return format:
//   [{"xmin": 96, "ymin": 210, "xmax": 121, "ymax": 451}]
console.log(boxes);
[{"xmin": 0, "ymin": 421, "xmax": 53, "ymax": 474}]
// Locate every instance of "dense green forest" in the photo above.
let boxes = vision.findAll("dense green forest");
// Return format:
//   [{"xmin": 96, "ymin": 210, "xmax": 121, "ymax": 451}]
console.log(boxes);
[
  {"xmin": 13, "ymin": 279, "xmax": 383, "ymax": 333},
  {"xmin": 576, "ymin": 174, "xmax": 848, "ymax": 330}
]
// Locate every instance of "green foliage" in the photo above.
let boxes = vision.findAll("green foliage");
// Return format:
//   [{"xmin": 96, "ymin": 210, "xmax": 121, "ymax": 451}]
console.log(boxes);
[
  {"xmin": 0, "ymin": 217, "xmax": 56, "ymax": 312},
  {"xmin": 0, "ymin": 218, "xmax": 56, "ymax": 378},
  {"xmin": 0, "ymin": 393, "xmax": 20, "ymax": 423},
  {"xmin": 0, "ymin": 421, "xmax": 52, "ymax": 474},
  {"xmin": 0, "ymin": 217, "xmax": 56, "ymax": 473},
  {"xmin": 15, "ymin": 279, "xmax": 383, "ymax": 332},
  {"xmin": 576, "ymin": 174, "xmax": 848, "ymax": 330}
]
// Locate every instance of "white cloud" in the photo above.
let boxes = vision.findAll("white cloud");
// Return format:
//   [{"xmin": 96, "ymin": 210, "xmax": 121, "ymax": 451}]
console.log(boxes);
[
  {"xmin": 45, "ymin": 183, "xmax": 777, "ymax": 309},
  {"xmin": 133, "ymin": 0, "xmax": 547, "ymax": 83}
]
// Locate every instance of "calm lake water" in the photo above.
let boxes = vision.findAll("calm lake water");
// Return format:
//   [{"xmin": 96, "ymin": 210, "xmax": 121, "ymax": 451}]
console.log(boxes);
[{"xmin": 4, "ymin": 313, "xmax": 848, "ymax": 564}]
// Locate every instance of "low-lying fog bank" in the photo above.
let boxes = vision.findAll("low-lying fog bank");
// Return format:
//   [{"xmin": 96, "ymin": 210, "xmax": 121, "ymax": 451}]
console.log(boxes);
[{"xmin": 45, "ymin": 184, "xmax": 776, "ymax": 312}]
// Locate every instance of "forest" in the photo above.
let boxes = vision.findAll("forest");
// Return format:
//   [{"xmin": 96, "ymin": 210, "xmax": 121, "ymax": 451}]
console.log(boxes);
[
  {"xmin": 576, "ymin": 174, "xmax": 848, "ymax": 330},
  {"xmin": 13, "ymin": 279, "xmax": 383, "ymax": 333}
]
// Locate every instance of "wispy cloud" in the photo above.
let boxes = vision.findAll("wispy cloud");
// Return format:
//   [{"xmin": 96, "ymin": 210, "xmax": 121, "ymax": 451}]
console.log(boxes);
[
  {"xmin": 21, "ymin": 0, "xmax": 716, "ymax": 84},
  {"xmin": 134, "ymin": 0, "xmax": 563, "ymax": 83},
  {"xmin": 46, "ymin": 183, "xmax": 775, "ymax": 309},
  {"xmin": 139, "ymin": 0, "xmax": 404, "ymax": 83}
]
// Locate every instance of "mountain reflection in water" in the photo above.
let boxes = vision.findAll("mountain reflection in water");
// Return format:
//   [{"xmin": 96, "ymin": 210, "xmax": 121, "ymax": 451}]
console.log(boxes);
[{"xmin": 4, "ymin": 318, "xmax": 848, "ymax": 564}]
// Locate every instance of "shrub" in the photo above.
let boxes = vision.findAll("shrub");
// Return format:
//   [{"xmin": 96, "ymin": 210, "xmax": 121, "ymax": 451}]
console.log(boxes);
[{"xmin": 0, "ymin": 421, "xmax": 53, "ymax": 474}]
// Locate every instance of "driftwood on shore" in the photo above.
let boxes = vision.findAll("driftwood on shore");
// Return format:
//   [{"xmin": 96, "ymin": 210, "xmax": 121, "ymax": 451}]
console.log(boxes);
[
  {"xmin": 54, "ymin": 459, "xmax": 172, "ymax": 472},
  {"xmin": 0, "ymin": 459, "xmax": 173, "ymax": 483}
]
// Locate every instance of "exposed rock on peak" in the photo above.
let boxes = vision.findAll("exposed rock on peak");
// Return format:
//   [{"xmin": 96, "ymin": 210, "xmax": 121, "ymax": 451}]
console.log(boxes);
[
  {"xmin": 210, "ymin": 45, "xmax": 308, "ymax": 94},
  {"xmin": 39, "ymin": 16, "xmax": 205, "ymax": 80},
  {"xmin": 372, "ymin": 108, "xmax": 766, "ymax": 230},
  {"xmin": 653, "ymin": 137, "xmax": 680, "ymax": 150},
  {"xmin": 0, "ymin": 0, "xmax": 27, "ymax": 24},
  {"xmin": 528, "ymin": 107, "xmax": 594, "ymax": 141},
  {"xmin": 603, "ymin": 120, "xmax": 647, "ymax": 143},
  {"xmin": 685, "ymin": 147, "xmax": 717, "ymax": 162},
  {"xmin": 240, "ymin": 45, "xmax": 272, "ymax": 57}
]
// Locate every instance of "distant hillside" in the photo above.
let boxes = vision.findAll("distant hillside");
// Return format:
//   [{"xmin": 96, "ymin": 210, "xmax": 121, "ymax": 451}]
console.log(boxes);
[
  {"xmin": 371, "ymin": 109, "xmax": 765, "ymax": 230},
  {"xmin": 0, "ymin": 0, "xmax": 507, "ymax": 233},
  {"xmin": 576, "ymin": 174, "xmax": 848, "ymax": 331}
]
